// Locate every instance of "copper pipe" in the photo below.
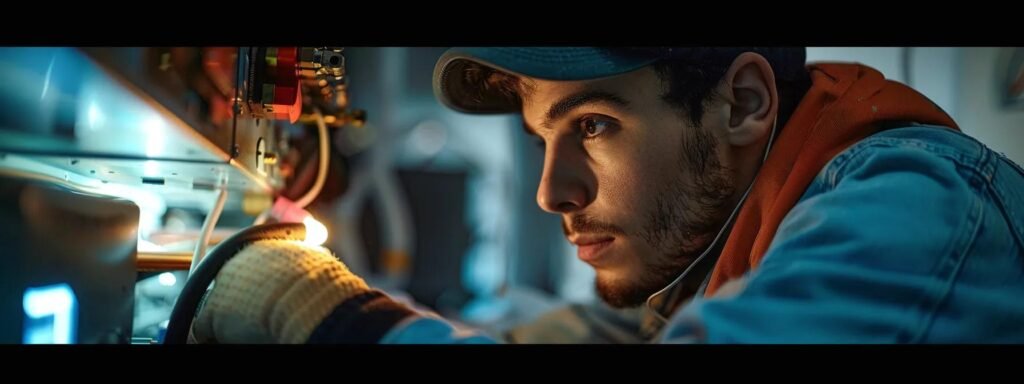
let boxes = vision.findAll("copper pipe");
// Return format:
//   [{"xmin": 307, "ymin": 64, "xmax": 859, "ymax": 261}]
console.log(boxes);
[{"xmin": 137, "ymin": 252, "xmax": 192, "ymax": 271}]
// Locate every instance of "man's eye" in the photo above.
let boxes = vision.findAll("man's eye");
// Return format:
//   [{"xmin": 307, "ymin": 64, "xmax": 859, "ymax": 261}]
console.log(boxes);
[{"xmin": 580, "ymin": 117, "xmax": 613, "ymax": 139}]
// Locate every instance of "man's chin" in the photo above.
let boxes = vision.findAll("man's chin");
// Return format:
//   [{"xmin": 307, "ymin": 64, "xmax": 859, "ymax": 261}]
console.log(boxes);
[{"xmin": 595, "ymin": 276, "xmax": 654, "ymax": 309}]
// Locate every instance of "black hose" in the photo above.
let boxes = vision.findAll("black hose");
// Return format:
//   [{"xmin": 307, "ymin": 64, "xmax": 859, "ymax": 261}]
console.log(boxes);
[{"xmin": 163, "ymin": 222, "xmax": 306, "ymax": 344}]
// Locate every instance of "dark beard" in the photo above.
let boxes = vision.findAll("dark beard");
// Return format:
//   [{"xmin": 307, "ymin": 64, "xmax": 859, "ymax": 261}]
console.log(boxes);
[{"xmin": 596, "ymin": 125, "xmax": 735, "ymax": 308}]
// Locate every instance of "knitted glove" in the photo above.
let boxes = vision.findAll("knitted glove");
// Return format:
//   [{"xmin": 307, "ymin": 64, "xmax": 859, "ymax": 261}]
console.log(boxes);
[{"xmin": 191, "ymin": 239, "xmax": 370, "ymax": 344}]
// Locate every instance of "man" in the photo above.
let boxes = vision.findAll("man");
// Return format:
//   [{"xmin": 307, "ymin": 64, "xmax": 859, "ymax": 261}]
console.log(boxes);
[{"xmin": 192, "ymin": 47, "xmax": 1024, "ymax": 344}]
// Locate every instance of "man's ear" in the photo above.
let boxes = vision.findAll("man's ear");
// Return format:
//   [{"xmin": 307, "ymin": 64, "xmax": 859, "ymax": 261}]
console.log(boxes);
[{"xmin": 714, "ymin": 52, "xmax": 778, "ymax": 147}]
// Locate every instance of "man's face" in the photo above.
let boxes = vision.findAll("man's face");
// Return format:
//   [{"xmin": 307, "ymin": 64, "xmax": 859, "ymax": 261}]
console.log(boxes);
[{"xmin": 521, "ymin": 67, "xmax": 740, "ymax": 308}]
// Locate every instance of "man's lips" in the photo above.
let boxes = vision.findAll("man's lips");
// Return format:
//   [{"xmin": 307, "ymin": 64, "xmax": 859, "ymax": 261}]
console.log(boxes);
[{"xmin": 569, "ymin": 234, "xmax": 615, "ymax": 263}]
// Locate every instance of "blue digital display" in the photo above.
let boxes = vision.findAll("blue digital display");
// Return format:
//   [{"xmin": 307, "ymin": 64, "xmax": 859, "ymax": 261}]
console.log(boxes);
[{"xmin": 22, "ymin": 283, "xmax": 78, "ymax": 344}]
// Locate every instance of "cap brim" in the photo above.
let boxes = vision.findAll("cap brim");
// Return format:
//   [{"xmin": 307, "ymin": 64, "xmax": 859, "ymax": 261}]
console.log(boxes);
[{"xmin": 433, "ymin": 47, "xmax": 660, "ymax": 114}]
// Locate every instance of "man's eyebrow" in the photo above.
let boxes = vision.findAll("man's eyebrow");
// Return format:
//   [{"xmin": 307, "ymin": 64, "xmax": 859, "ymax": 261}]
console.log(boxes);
[{"xmin": 543, "ymin": 90, "xmax": 630, "ymax": 128}]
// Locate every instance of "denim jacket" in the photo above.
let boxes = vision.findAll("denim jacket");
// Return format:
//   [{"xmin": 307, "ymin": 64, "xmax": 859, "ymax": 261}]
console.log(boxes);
[{"xmin": 311, "ymin": 125, "xmax": 1024, "ymax": 344}]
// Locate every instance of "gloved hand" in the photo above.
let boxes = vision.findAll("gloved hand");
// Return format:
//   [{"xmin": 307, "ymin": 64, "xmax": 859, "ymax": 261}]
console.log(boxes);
[{"xmin": 191, "ymin": 239, "xmax": 371, "ymax": 344}]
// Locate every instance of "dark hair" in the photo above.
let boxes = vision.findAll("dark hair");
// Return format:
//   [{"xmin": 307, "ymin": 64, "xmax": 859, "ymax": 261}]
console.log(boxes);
[
  {"xmin": 642, "ymin": 47, "xmax": 810, "ymax": 129},
  {"xmin": 461, "ymin": 61, "xmax": 531, "ymax": 107}
]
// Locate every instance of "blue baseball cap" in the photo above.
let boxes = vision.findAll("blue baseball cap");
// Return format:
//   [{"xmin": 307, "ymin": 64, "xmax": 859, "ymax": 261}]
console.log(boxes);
[
  {"xmin": 433, "ymin": 47, "xmax": 663, "ymax": 114},
  {"xmin": 433, "ymin": 47, "xmax": 807, "ymax": 114}
]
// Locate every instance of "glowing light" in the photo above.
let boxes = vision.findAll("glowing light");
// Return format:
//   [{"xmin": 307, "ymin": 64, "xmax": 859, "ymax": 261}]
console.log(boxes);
[
  {"xmin": 303, "ymin": 215, "xmax": 329, "ymax": 246},
  {"xmin": 158, "ymin": 272, "xmax": 177, "ymax": 287},
  {"xmin": 143, "ymin": 116, "xmax": 166, "ymax": 157},
  {"xmin": 88, "ymin": 103, "xmax": 102, "ymax": 129}
]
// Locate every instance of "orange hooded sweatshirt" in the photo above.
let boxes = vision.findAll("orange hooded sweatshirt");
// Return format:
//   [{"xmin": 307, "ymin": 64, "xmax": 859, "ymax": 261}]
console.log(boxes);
[{"xmin": 704, "ymin": 63, "xmax": 959, "ymax": 296}]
